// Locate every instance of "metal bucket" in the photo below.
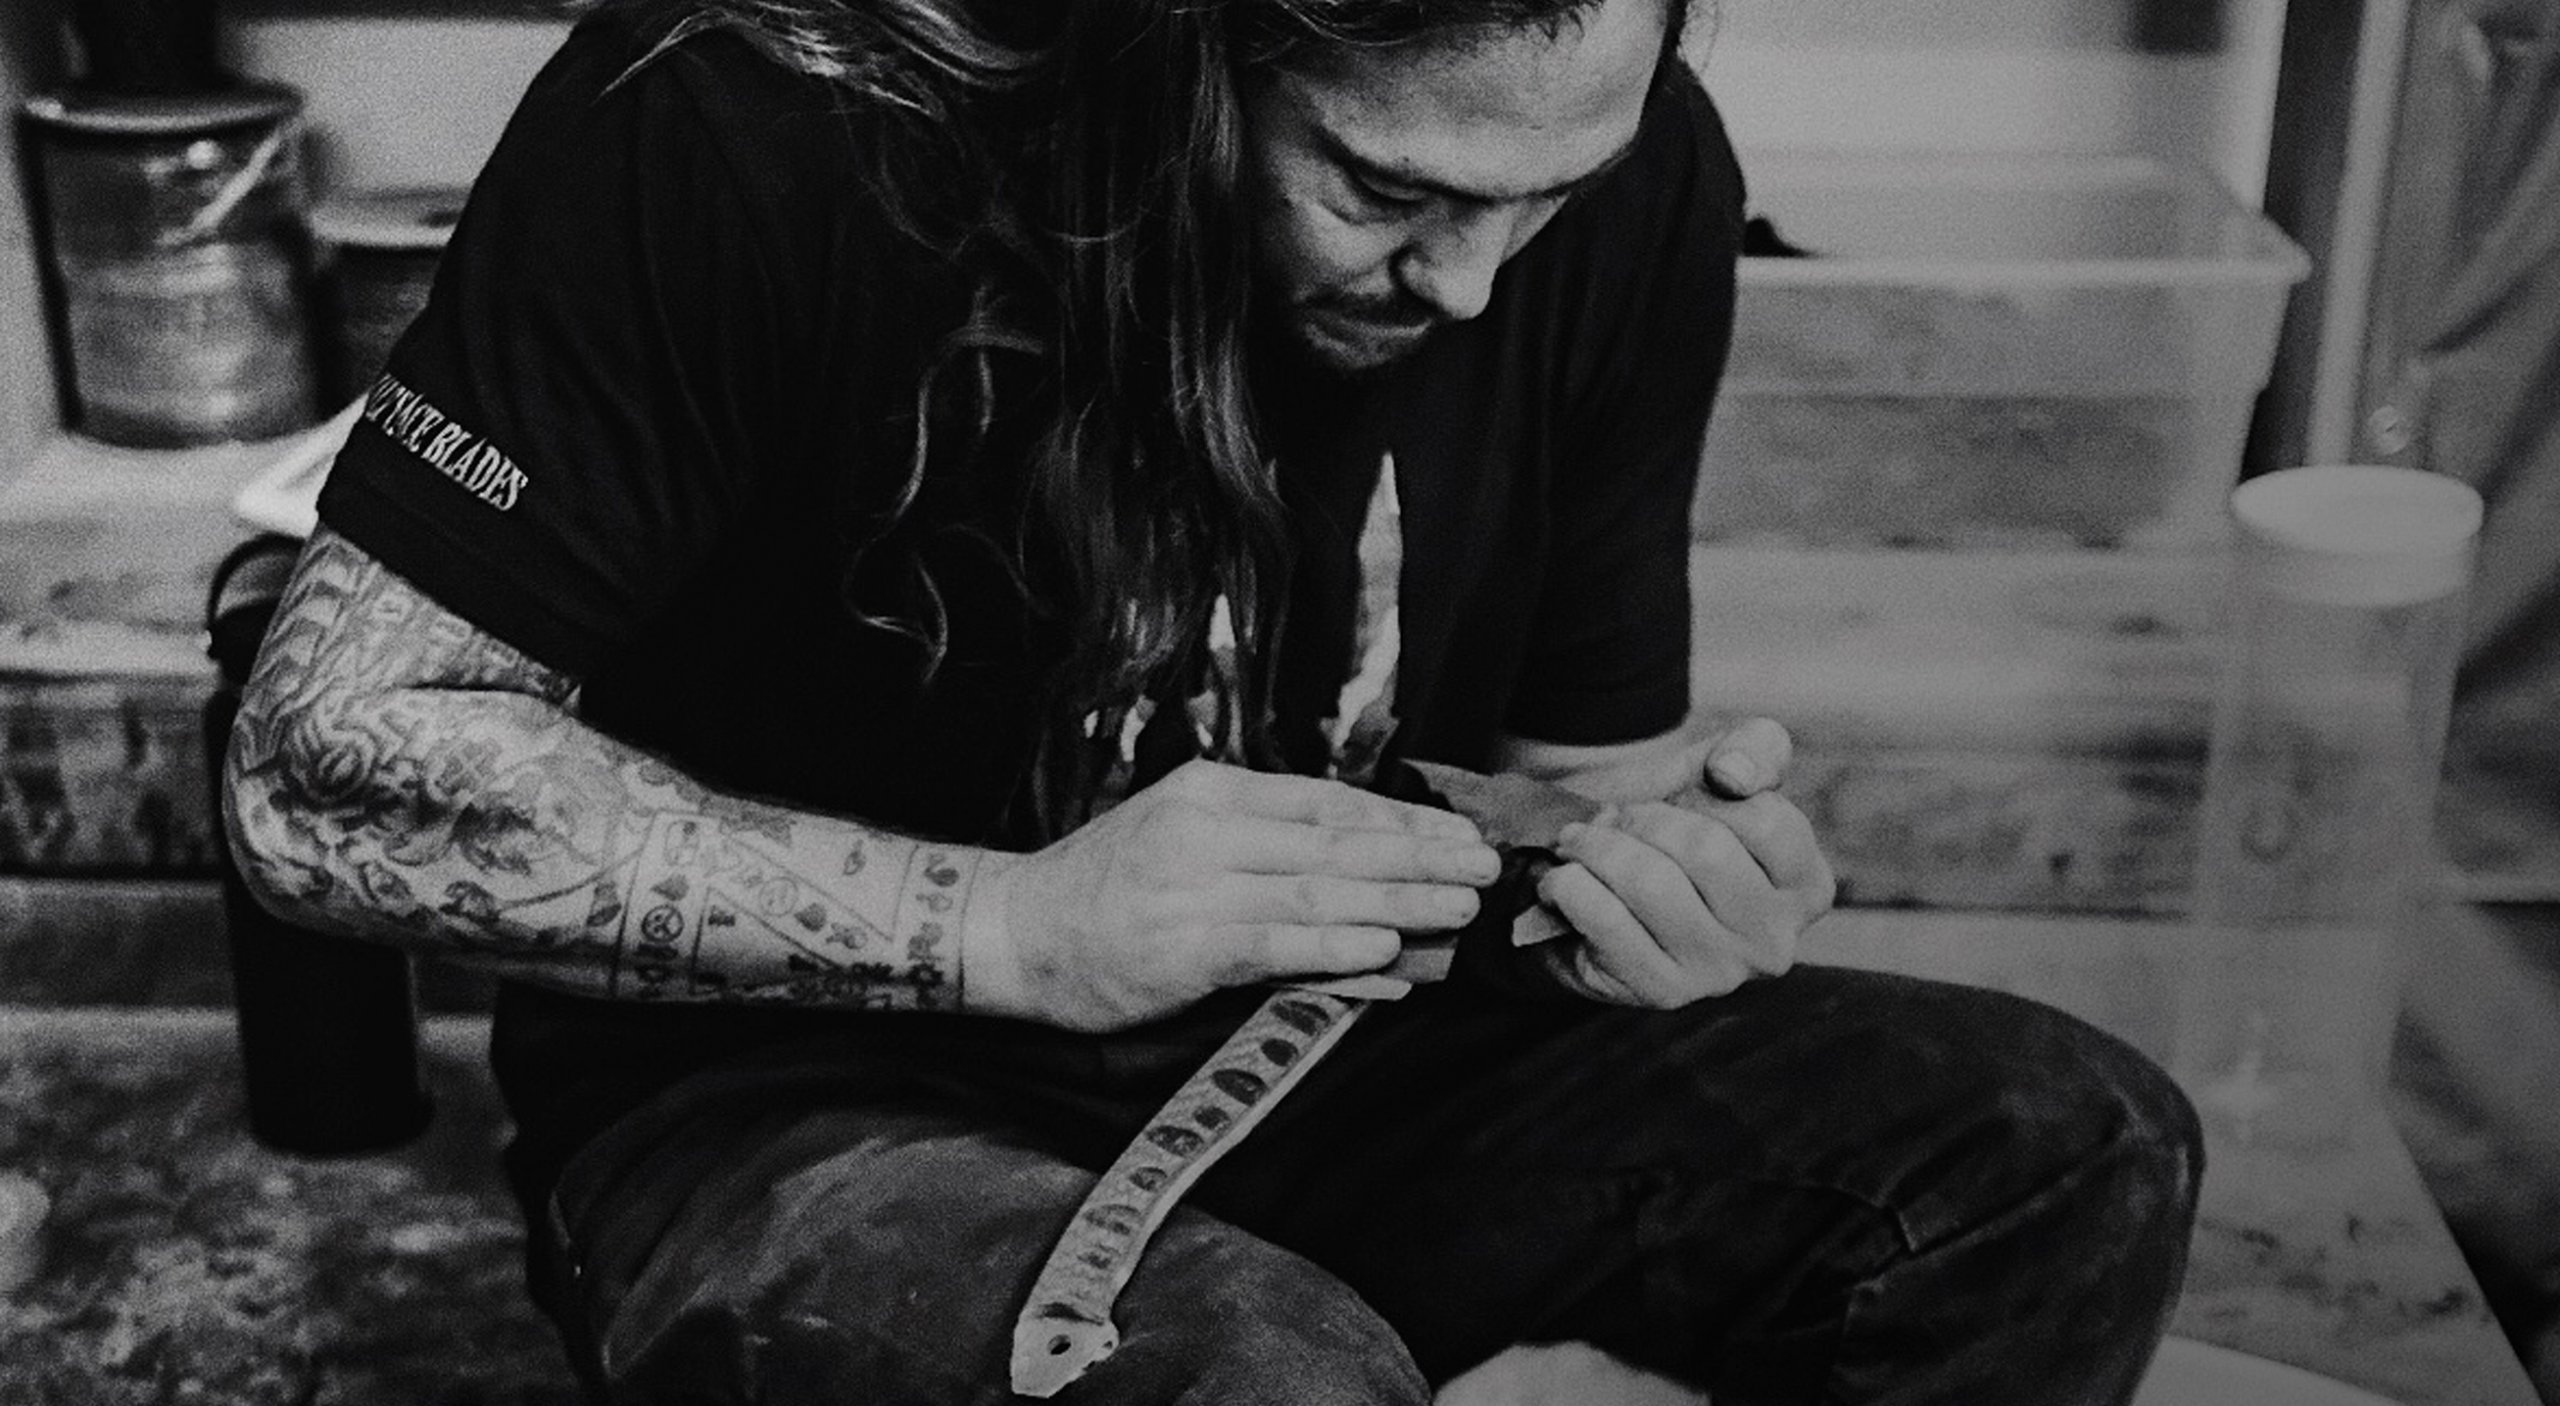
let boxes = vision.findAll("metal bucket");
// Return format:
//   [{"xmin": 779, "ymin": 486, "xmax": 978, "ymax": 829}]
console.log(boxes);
[
  {"xmin": 310, "ymin": 186, "xmax": 466, "ymax": 404},
  {"xmin": 22, "ymin": 85, "xmax": 322, "ymax": 448},
  {"xmin": 65, "ymin": 0, "xmax": 225, "ymax": 95}
]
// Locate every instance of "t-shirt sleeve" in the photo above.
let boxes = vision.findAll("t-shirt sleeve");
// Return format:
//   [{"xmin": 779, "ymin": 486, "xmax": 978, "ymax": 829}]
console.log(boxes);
[
  {"xmin": 1502, "ymin": 71, "xmax": 1743, "ymax": 746},
  {"xmin": 316, "ymin": 21, "xmax": 810, "ymax": 676}
]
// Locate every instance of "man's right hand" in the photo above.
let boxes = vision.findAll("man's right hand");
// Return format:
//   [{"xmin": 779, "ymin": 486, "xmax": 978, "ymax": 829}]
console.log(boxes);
[{"xmin": 960, "ymin": 760, "xmax": 1500, "ymax": 1031}]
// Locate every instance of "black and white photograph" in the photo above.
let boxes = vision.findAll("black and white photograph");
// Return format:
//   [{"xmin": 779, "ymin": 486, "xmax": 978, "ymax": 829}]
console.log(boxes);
[{"xmin": 0, "ymin": 0, "xmax": 2554, "ymax": 1401}]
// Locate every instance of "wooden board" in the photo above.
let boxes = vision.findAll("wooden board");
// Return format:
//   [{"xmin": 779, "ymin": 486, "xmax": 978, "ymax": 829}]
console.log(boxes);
[
  {"xmin": 1687, "ymin": 544, "xmax": 2226, "ymax": 749},
  {"xmin": 0, "ymin": 624, "xmax": 217, "ymax": 875},
  {"xmin": 1684, "ymin": 545, "xmax": 2222, "ymax": 912},
  {"xmin": 1791, "ymin": 743, "xmax": 2200, "ymax": 914}
]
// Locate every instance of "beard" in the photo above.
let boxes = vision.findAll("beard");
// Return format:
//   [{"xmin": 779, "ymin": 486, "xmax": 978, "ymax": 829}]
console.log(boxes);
[{"xmin": 1279, "ymin": 288, "xmax": 1443, "ymax": 377}]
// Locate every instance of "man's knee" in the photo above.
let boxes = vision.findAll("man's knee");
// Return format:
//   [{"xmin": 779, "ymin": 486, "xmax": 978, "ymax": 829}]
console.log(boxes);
[
  {"xmin": 1887, "ymin": 979, "xmax": 2204, "ymax": 1276},
  {"xmin": 1985, "ymin": 988, "xmax": 2202, "ymax": 1229},
  {"xmin": 1110, "ymin": 1221, "xmax": 1432, "ymax": 1406},
  {"xmin": 1692, "ymin": 969, "xmax": 2205, "ymax": 1254}
]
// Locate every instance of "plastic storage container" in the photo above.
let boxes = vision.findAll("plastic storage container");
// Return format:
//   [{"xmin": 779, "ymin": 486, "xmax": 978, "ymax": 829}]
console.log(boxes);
[
  {"xmin": 1697, "ymin": 154, "xmax": 2310, "ymax": 551},
  {"xmin": 2173, "ymin": 466, "xmax": 2482, "ymax": 1152}
]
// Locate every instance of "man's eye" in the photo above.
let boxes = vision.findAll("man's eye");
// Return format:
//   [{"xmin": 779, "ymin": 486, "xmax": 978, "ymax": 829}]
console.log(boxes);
[{"xmin": 1352, "ymin": 175, "xmax": 1430, "ymax": 211}]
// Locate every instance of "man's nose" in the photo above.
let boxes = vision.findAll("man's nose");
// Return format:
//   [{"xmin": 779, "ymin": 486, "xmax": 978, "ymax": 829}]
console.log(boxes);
[{"xmin": 1392, "ymin": 206, "xmax": 1515, "ymax": 324}]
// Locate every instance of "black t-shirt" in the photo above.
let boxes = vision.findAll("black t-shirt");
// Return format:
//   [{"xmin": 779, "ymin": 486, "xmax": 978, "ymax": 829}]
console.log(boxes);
[{"xmin": 316, "ymin": 7, "xmax": 1743, "ymax": 1203}]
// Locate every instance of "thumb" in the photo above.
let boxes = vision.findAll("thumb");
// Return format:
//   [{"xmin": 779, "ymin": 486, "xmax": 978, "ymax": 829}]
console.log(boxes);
[{"xmin": 1702, "ymin": 716, "xmax": 1795, "ymax": 798}]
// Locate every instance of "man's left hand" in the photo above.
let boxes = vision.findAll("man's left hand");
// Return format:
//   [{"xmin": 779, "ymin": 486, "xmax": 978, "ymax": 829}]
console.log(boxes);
[{"xmin": 1533, "ymin": 717, "xmax": 1836, "ymax": 1008}]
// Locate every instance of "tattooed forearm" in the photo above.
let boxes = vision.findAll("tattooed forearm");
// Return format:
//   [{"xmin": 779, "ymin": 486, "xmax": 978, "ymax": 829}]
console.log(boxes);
[{"xmin": 220, "ymin": 525, "xmax": 991, "ymax": 1012}]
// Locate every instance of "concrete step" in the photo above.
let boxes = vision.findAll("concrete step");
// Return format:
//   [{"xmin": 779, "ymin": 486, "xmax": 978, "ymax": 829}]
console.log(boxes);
[{"xmin": 1689, "ymin": 544, "xmax": 2222, "ymax": 913}]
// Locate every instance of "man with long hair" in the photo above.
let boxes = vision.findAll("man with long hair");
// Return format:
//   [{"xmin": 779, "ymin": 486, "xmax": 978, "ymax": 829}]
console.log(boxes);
[{"xmin": 222, "ymin": 0, "xmax": 2203, "ymax": 1399}]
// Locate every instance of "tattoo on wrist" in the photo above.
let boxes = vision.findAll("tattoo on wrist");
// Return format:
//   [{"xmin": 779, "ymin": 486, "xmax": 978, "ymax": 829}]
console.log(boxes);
[
  {"xmin": 579, "ymin": 813, "xmax": 973, "ymax": 1009},
  {"xmin": 894, "ymin": 844, "xmax": 977, "ymax": 1010}
]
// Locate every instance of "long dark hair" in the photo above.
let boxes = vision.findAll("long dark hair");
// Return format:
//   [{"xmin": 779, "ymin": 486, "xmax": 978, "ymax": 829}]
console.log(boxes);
[{"xmin": 597, "ymin": 0, "xmax": 1697, "ymax": 839}]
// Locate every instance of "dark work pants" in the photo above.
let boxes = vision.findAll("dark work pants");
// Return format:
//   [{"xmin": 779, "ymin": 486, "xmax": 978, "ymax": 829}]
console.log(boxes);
[{"xmin": 533, "ymin": 966, "xmax": 2203, "ymax": 1405}]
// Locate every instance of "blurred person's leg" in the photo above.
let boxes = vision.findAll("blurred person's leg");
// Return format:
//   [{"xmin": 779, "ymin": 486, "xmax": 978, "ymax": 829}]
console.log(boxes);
[{"xmin": 2393, "ymin": 899, "xmax": 2560, "ymax": 1401}]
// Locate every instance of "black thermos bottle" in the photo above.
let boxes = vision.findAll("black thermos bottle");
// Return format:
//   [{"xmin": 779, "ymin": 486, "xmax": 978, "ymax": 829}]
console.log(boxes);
[
  {"xmin": 206, "ymin": 535, "xmax": 433, "ymax": 1156},
  {"xmin": 66, "ymin": 0, "xmax": 227, "ymax": 95}
]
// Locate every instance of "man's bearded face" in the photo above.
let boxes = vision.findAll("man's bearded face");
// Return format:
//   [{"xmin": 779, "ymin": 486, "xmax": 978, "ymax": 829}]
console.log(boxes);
[{"xmin": 1237, "ymin": 0, "xmax": 1663, "ymax": 375}]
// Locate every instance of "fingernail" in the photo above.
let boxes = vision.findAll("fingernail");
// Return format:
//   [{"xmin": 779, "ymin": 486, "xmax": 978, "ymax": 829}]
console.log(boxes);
[
  {"xmin": 1459, "ymin": 845, "xmax": 1502, "ymax": 883},
  {"xmin": 1534, "ymin": 864, "xmax": 1572, "ymax": 904},
  {"xmin": 1711, "ymin": 754, "xmax": 1758, "ymax": 792},
  {"xmin": 1558, "ymin": 822, "xmax": 1588, "ymax": 850},
  {"xmin": 1424, "ymin": 811, "xmax": 1476, "ymax": 841}
]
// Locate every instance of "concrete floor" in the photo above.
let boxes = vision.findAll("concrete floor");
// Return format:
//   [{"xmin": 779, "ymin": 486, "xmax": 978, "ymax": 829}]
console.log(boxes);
[{"xmin": 0, "ymin": 1010, "xmax": 575, "ymax": 1406}]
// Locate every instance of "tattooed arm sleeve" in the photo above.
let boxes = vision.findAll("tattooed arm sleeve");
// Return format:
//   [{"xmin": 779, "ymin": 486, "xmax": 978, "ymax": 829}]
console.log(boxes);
[{"xmin": 219, "ymin": 525, "xmax": 995, "ymax": 1012}]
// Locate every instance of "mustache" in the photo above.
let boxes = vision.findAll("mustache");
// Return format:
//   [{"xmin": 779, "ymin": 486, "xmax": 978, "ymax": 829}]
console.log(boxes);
[{"xmin": 1299, "ymin": 288, "xmax": 1440, "ymax": 333}]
